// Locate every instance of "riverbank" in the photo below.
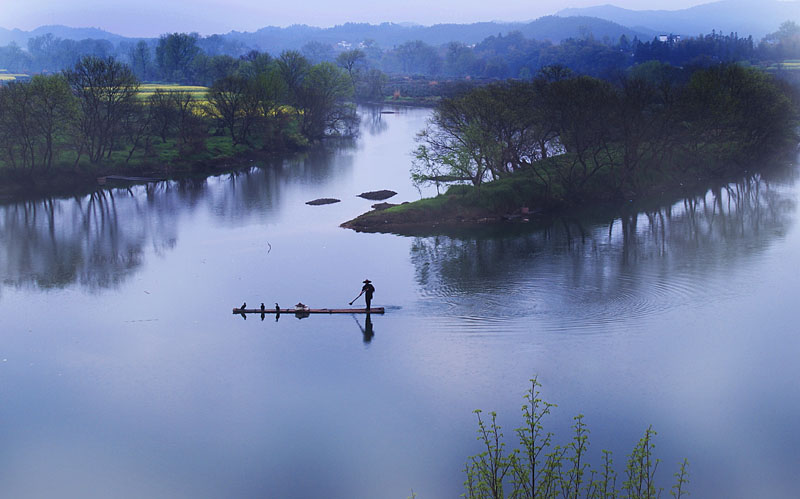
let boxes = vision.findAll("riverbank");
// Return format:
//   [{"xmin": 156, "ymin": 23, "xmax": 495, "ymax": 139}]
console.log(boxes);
[
  {"xmin": 341, "ymin": 152, "xmax": 799, "ymax": 233},
  {"xmin": 0, "ymin": 137, "xmax": 307, "ymax": 202}
]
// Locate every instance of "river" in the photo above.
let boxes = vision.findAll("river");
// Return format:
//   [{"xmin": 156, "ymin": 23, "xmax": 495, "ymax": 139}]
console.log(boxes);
[{"xmin": 0, "ymin": 106, "xmax": 798, "ymax": 498}]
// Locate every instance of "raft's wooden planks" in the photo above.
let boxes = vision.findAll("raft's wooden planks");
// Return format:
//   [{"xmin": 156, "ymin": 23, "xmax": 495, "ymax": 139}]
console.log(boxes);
[{"xmin": 233, "ymin": 307, "xmax": 384, "ymax": 314}]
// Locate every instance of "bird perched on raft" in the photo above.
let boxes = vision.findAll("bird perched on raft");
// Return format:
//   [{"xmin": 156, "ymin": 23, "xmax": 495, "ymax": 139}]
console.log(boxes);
[
  {"xmin": 260, "ymin": 303, "xmax": 265, "ymax": 312},
  {"xmin": 241, "ymin": 301, "xmax": 246, "ymax": 310},
  {"xmin": 275, "ymin": 303, "xmax": 280, "ymax": 313}
]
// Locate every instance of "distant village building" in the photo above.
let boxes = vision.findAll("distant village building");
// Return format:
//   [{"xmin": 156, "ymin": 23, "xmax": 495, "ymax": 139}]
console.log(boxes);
[{"xmin": 658, "ymin": 34, "xmax": 682, "ymax": 44}]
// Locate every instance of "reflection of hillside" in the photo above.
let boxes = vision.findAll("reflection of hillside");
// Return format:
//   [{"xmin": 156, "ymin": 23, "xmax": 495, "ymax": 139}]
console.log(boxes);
[{"xmin": 410, "ymin": 173, "xmax": 797, "ymax": 322}]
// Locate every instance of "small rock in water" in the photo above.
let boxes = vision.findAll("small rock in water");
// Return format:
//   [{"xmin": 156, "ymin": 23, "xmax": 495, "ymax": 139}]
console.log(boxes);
[
  {"xmin": 306, "ymin": 198, "xmax": 341, "ymax": 206},
  {"xmin": 358, "ymin": 190, "xmax": 397, "ymax": 200}
]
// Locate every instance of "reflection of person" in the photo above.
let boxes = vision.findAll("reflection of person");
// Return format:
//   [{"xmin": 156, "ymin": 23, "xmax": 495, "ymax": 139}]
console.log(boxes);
[
  {"xmin": 355, "ymin": 313, "xmax": 375, "ymax": 344},
  {"xmin": 350, "ymin": 279, "xmax": 375, "ymax": 310},
  {"xmin": 363, "ymin": 314, "xmax": 374, "ymax": 343}
]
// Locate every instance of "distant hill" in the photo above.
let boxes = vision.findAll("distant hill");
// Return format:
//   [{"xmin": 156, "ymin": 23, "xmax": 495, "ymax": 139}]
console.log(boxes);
[
  {"xmin": 557, "ymin": 0, "xmax": 800, "ymax": 39},
  {"xmin": 1, "ymin": 16, "xmax": 647, "ymax": 53},
  {"xmin": 226, "ymin": 16, "xmax": 648, "ymax": 52},
  {"xmin": 0, "ymin": 25, "xmax": 132, "ymax": 46}
]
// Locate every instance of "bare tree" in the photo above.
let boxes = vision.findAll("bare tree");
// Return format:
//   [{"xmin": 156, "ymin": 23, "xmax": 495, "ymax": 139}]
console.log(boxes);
[{"xmin": 64, "ymin": 55, "xmax": 140, "ymax": 163}]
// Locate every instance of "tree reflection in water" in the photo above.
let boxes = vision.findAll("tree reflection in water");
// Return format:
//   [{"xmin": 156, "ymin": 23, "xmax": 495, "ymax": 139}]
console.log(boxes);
[
  {"xmin": 0, "ymin": 152, "xmax": 344, "ymax": 292},
  {"xmin": 0, "ymin": 189, "xmax": 173, "ymax": 290},
  {"xmin": 409, "ymin": 172, "xmax": 797, "ymax": 328}
]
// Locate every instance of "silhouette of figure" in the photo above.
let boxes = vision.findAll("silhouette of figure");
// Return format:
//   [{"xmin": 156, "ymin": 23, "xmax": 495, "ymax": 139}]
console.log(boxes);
[
  {"xmin": 350, "ymin": 279, "xmax": 375, "ymax": 311},
  {"xmin": 241, "ymin": 301, "xmax": 247, "ymax": 310},
  {"xmin": 260, "ymin": 303, "xmax": 265, "ymax": 312}
]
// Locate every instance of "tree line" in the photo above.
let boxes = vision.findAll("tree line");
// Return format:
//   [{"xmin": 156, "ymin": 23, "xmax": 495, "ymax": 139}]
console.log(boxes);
[
  {"xmin": 412, "ymin": 62, "xmax": 798, "ymax": 207},
  {"xmin": 3, "ymin": 22, "xmax": 800, "ymax": 84},
  {"xmin": 0, "ymin": 50, "xmax": 357, "ymax": 174}
]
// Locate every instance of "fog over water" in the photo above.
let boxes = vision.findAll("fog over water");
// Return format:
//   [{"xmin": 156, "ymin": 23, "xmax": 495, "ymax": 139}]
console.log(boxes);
[{"xmin": 0, "ymin": 107, "xmax": 798, "ymax": 498}]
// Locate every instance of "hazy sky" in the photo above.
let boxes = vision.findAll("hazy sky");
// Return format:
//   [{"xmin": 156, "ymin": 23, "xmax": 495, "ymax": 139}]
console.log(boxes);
[{"xmin": 1, "ymin": 0, "xmax": 717, "ymax": 37}]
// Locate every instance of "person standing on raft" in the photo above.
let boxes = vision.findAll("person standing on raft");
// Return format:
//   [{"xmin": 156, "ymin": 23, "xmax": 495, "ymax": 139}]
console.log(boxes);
[{"xmin": 350, "ymin": 279, "xmax": 375, "ymax": 311}]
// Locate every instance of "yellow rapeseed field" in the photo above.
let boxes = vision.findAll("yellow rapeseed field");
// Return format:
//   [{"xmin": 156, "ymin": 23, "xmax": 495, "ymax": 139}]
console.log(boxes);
[
  {"xmin": 137, "ymin": 83, "xmax": 209, "ymax": 101},
  {"xmin": 0, "ymin": 73, "xmax": 30, "ymax": 81}
]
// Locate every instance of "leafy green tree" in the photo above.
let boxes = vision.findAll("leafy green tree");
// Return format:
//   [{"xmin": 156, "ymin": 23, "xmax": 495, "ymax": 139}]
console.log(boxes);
[
  {"xmin": 191, "ymin": 54, "xmax": 240, "ymax": 86},
  {"xmin": 250, "ymin": 67, "xmax": 287, "ymax": 147},
  {"xmin": 128, "ymin": 40, "xmax": 152, "ymax": 80},
  {"xmin": 680, "ymin": 64, "xmax": 798, "ymax": 169},
  {"xmin": 0, "ymin": 42, "xmax": 31, "ymax": 73},
  {"xmin": 444, "ymin": 41, "xmax": 478, "ymax": 77},
  {"xmin": 413, "ymin": 81, "xmax": 555, "ymax": 188},
  {"xmin": 277, "ymin": 50, "xmax": 311, "ymax": 103},
  {"xmin": 27, "ymin": 75, "xmax": 78, "ymax": 169},
  {"xmin": 27, "ymin": 34, "xmax": 62, "ymax": 71},
  {"xmin": 0, "ymin": 82, "xmax": 37, "ymax": 170},
  {"xmin": 395, "ymin": 40, "xmax": 442, "ymax": 76},
  {"xmin": 156, "ymin": 33, "xmax": 200, "ymax": 82},
  {"xmin": 239, "ymin": 50, "xmax": 274, "ymax": 79},
  {"xmin": 301, "ymin": 41, "xmax": 335, "ymax": 64},
  {"xmin": 761, "ymin": 21, "xmax": 800, "ymax": 60},
  {"xmin": 0, "ymin": 75, "xmax": 76, "ymax": 171},
  {"xmin": 542, "ymin": 75, "xmax": 617, "ymax": 198},
  {"xmin": 148, "ymin": 89, "xmax": 181, "ymax": 143},
  {"xmin": 361, "ymin": 68, "xmax": 388, "ymax": 101},
  {"xmin": 336, "ymin": 48, "xmax": 366, "ymax": 92},
  {"xmin": 207, "ymin": 75, "xmax": 258, "ymax": 145},
  {"xmin": 297, "ymin": 62, "xmax": 356, "ymax": 138},
  {"xmin": 607, "ymin": 75, "xmax": 675, "ymax": 195}
]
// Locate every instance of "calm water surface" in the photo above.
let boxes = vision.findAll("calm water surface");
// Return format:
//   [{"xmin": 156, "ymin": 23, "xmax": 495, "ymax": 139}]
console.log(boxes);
[{"xmin": 1, "ymin": 107, "xmax": 799, "ymax": 498}]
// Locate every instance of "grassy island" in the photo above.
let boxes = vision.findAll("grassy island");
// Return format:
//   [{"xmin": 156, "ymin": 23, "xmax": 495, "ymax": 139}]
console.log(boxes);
[{"xmin": 343, "ymin": 63, "xmax": 799, "ymax": 232}]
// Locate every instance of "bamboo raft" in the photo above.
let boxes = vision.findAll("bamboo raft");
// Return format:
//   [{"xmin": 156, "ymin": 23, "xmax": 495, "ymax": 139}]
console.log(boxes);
[{"xmin": 233, "ymin": 307, "xmax": 384, "ymax": 315}]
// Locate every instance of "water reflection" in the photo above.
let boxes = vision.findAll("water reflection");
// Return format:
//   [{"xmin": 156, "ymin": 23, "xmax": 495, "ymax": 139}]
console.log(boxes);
[
  {"xmin": 354, "ymin": 314, "xmax": 376, "ymax": 344},
  {"xmin": 362, "ymin": 107, "xmax": 390, "ymax": 136},
  {"xmin": 0, "ymin": 189, "xmax": 175, "ymax": 290},
  {"xmin": 0, "ymin": 143, "xmax": 358, "ymax": 292},
  {"xmin": 409, "ymin": 172, "xmax": 797, "ymax": 330}
]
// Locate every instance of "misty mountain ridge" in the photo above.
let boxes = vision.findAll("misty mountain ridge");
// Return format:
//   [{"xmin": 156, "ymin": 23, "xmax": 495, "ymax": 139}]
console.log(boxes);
[
  {"xmin": 1, "ymin": 0, "xmax": 794, "ymax": 52},
  {"xmin": 226, "ymin": 16, "xmax": 647, "ymax": 51},
  {"xmin": 557, "ymin": 0, "xmax": 800, "ymax": 39},
  {"xmin": 0, "ymin": 25, "xmax": 128, "ymax": 46},
  {"xmin": 0, "ymin": 17, "xmax": 647, "ymax": 52}
]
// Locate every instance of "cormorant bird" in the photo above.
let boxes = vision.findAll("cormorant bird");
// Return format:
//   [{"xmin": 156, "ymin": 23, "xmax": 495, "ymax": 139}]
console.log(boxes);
[
  {"xmin": 275, "ymin": 302, "xmax": 280, "ymax": 313},
  {"xmin": 241, "ymin": 302, "xmax": 246, "ymax": 310},
  {"xmin": 260, "ymin": 303, "xmax": 265, "ymax": 312}
]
